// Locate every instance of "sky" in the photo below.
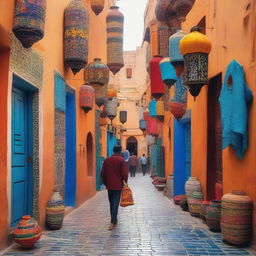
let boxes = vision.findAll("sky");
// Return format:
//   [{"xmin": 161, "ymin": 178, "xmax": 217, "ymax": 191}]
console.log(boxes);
[{"xmin": 117, "ymin": 0, "xmax": 148, "ymax": 51}]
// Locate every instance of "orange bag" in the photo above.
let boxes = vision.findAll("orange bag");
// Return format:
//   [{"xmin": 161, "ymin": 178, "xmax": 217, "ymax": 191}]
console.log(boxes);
[{"xmin": 120, "ymin": 183, "xmax": 134, "ymax": 207}]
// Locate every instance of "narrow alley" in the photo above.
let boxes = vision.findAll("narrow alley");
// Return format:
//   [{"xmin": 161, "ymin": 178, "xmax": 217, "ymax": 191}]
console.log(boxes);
[{"xmin": 3, "ymin": 174, "xmax": 254, "ymax": 256}]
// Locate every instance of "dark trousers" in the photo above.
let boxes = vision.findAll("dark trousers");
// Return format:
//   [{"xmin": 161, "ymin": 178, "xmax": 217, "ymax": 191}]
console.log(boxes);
[
  {"xmin": 141, "ymin": 164, "xmax": 147, "ymax": 176},
  {"xmin": 108, "ymin": 190, "xmax": 122, "ymax": 224},
  {"xmin": 129, "ymin": 166, "xmax": 136, "ymax": 177}
]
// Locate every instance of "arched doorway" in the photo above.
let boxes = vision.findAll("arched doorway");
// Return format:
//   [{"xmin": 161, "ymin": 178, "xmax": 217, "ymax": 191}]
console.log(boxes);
[
  {"xmin": 126, "ymin": 136, "xmax": 138, "ymax": 155},
  {"xmin": 86, "ymin": 132, "xmax": 94, "ymax": 176}
]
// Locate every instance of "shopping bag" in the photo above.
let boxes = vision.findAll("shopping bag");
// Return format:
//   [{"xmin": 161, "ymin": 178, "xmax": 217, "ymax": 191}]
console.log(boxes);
[{"xmin": 120, "ymin": 182, "xmax": 134, "ymax": 207}]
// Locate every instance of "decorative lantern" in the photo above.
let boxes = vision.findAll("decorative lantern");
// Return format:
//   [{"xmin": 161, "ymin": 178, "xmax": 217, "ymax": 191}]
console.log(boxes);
[
  {"xmin": 139, "ymin": 119, "xmax": 147, "ymax": 131},
  {"xmin": 100, "ymin": 104, "xmax": 108, "ymax": 117},
  {"xmin": 100, "ymin": 117, "xmax": 108, "ymax": 126},
  {"xmin": 119, "ymin": 110, "xmax": 127, "ymax": 124},
  {"xmin": 150, "ymin": 56, "xmax": 165, "ymax": 98},
  {"xmin": 106, "ymin": 98, "xmax": 118, "ymax": 121},
  {"xmin": 159, "ymin": 57, "xmax": 177, "ymax": 87},
  {"xmin": 64, "ymin": 0, "xmax": 89, "ymax": 75},
  {"xmin": 107, "ymin": 88, "xmax": 117, "ymax": 99},
  {"xmin": 84, "ymin": 58, "xmax": 109, "ymax": 86},
  {"xmin": 172, "ymin": 0, "xmax": 195, "ymax": 22},
  {"xmin": 169, "ymin": 77, "xmax": 187, "ymax": 120},
  {"xmin": 106, "ymin": 6, "xmax": 124, "ymax": 75},
  {"xmin": 90, "ymin": 0, "xmax": 105, "ymax": 15},
  {"xmin": 13, "ymin": 0, "xmax": 46, "ymax": 48},
  {"xmin": 169, "ymin": 30, "xmax": 187, "ymax": 77},
  {"xmin": 180, "ymin": 27, "xmax": 212, "ymax": 98},
  {"xmin": 93, "ymin": 84, "xmax": 107, "ymax": 107},
  {"xmin": 149, "ymin": 100, "xmax": 157, "ymax": 117},
  {"xmin": 147, "ymin": 117, "xmax": 158, "ymax": 136},
  {"xmin": 79, "ymin": 85, "xmax": 95, "ymax": 113},
  {"xmin": 156, "ymin": 100, "xmax": 164, "ymax": 121},
  {"xmin": 155, "ymin": 0, "xmax": 171, "ymax": 22},
  {"xmin": 163, "ymin": 85, "xmax": 170, "ymax": 111}
]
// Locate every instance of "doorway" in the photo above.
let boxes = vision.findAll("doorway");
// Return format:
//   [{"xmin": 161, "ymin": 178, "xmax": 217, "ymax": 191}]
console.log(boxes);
[
  {"xmin": 207, "ymin": 74, "xmax": 223, "ymax": 200},
  {"xmin": 126, "ymin": 136, "xmax": 138, "ymax": 155},
  {"xmin": 65, "ymin": 91, "xmax": 76, "ymax": 207}
]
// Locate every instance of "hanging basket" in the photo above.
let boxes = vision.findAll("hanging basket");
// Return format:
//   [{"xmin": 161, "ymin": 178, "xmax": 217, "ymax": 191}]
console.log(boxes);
[
  {"xmin": 64, "ymin": 0, "xmax": 89, "ymax": 75},
  {"xmin": 13, "ymin": 0, "xmax": 46, "ymax": 48}
]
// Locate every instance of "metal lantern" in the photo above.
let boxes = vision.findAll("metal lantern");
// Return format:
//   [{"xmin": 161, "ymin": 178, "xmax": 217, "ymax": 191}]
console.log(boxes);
[
  {"xmin": 169, "ymin": 30, "xmax": 187, "ymax": 78},
  {"xmin": 149, "ymin": 100, "xmax": 157, "ymax": 118},
  {"xmin": 180, "ymin": 27, "xmax": 212, "ymax": 98},
  {"xmin": 155, "ymin": 0, "xmax": 171, "ymax": 22},
  {"xmin": 100, "ymin": 103, "xmax": 108, "ymax": 117},
  {"xmin": 13, "ymin": 0, "xmax": 46, "ymax": 48},
  {"xmin": 169, "ymin": 77, "xmax": 187, "ymax": 120},
  {"xmin": 79, "ymin": 85, "xmax": 95, "ymax": 113},
  {"xmin": 119, "ymin": 110, "xmax": 127, "ymax": 124},
  {"xmin": 156, "ymin": 100, "xmax": 164, "ymax": 121},
  {"xmin": 159, "ymin": 57, "xmax": 177, "ymax": 87},
  {"xmin": 172, "ymin": 0, "xmax": 195, "ymax": 22},
  {"xmin": 106, "ymin": 98, "xmax": 118, "ymax": 121},
  {"xmin": 64, "ymin": 0, "xmax": 89, "ymax": 75},
  {"xmin": 84, "ymin": 58, "xmax": 109, "ymax": 86},
  {"xmin": 90, "ymin": 0, "xmax": 105, "ymax": 15},
  {"xmin": 150, "ymin": 56, "xmax": 165, "ymax": 99},
  {"xmin": 106, "ymin": 6, "xmax": 124, "ymax": 75},
  {"xmin": 107, "ymin": 88, "xmax": 117, "ymax": 99},
  {"xmin": 139, "ymin": 119, "xmax": 147, "ymax": 131},
  {"xmin": 93, "ymin": 84, "xmax": 108, "ymax": 107}
]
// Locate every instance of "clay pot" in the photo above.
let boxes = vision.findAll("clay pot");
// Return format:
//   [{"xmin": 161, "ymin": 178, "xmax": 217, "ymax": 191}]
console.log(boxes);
[
  {"xmin": 12, "ymin": 215, "xmax": 42, "ymax": 248},
  {"xmin": 206, "ymin": 200, "xmax": 221, "ymax": 232},
  {"xmin": 185, "ymin": 177, "xmax": 202, "ymax": 199}
]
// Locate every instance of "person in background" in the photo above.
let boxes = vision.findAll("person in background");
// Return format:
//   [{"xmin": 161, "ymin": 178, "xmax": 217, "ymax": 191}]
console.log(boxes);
[
  {"xmin": 101, "ymin": 145, "xmax": 128, "ymax": 230},
  {"xmin": 121, "ymin": 149, "xmax": 130, "ymax": 167},
  {"xmin": 140, "ymin": 153, "xmax": 148, "ymax": 176},
  {"xmin": 128, "ymin": 153, "xmax": 139, "ymax": 177}
]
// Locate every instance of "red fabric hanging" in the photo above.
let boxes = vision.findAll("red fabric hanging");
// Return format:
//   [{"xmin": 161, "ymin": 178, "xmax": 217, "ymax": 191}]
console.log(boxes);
[{"xmin": 150, "ymin": 56, "xmax": 165, "ymax": 98}]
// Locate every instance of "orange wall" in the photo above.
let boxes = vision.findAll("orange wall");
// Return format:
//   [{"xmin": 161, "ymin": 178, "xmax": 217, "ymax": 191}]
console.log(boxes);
[{"xmin": 182, "ymin": 0, "xmax": 256, "ymax": 245}]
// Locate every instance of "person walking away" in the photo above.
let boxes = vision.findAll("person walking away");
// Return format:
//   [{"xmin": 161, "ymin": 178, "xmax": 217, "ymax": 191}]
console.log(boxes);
[
  {"xmin": 121, "ymin": 149, "xmax": 130, "ymax": 168},
  {"xmin": 140, "ymin": 154, "xmax": 147, "ymax": 176},
  {"xmin": 128, "ymin": 153, "xmax": 139, "ymax": 177},
  {"xmin": 101, "ymin": 145, "xmax": 128, "ymax": 230}
]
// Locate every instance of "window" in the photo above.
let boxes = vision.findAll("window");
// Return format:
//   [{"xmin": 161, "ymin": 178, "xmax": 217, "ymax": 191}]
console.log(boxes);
[{"xmin": 126, "ymin": 68, "xmax": 132, "ymax": 79}]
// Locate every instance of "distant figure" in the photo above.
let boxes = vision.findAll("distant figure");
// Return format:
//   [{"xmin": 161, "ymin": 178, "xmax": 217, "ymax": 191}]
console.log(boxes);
[
  {"xmin": 140, "ymin": 154, "xmax": 148, "ymax": 176},
  {"xmin": 101, "ymin": 145, "xmax": 128, "ymax": 230},
  {"xmin": 128, "ymin": 153, "xmax": 139, "ymax": 177},
  {"xmin": 121, "ymin": 149, "xmax": 130, "ymax": 165}
]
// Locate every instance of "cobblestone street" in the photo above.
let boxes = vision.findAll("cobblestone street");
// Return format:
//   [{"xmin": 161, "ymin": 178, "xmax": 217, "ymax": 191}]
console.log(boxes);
[{"xmin": 3, "ymin": 174, "xmax": 255, "ymax": 256}]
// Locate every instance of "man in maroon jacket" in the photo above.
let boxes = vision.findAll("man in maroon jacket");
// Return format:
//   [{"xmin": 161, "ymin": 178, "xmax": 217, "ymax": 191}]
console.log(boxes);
[{"xmin": 101, "ymin": 145, "xmax": 128, "ymax": 230}]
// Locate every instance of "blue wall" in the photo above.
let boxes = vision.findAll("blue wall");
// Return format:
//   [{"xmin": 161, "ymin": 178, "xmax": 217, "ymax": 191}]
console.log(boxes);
[{"xmin": 107, "ymin": 131, "xmax": 117, "ymax": 157}]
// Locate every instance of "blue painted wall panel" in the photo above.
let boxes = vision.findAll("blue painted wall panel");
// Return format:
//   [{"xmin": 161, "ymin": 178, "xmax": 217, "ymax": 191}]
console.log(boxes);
[{"xmin": 54, "ymin": 73, "xmax": 66, "ymax": 112}]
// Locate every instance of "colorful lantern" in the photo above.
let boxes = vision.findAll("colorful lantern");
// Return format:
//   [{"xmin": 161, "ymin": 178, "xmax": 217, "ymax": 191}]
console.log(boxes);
[
  {"xmin": 119, "ymin": 110, "xmax": 127, "ymax": 124},
  {"xmin": 156, "ymin": 100, "xmax": 164, "ymax": 121},
  {"xmin": 79, "ymin": 85, "xmax": 95, "ymax": 113},
  {"xmin": 139, "ymin": 119, "xmax": 147, "ymax": 131},
  {"xmin": 169, "ymin": 77, "xmax": 187, "ymax": 120},
  {"xmin": 107, "ymin": 88, "xmax": 117, "ymax": 99},
  {"xmin": 84, "ymin": 58, "xmax": 109, "ymax": 86},
  {"xmin": 149, "ymin": 100, "xmax": 157, "ymax": 117},
  {"xmin": 90, "ymin": 0, "xmax": 105, "ymax": 15},
  {"xmin": 150, "ymin": 56, "xmax": 165, "ymax": 98},
  {"xmin": 155, "ymin": 0, "xmax": 171, "ymax": 22},
  {"xmin": 94, "ymin": 84, "xmax": 108, "ymax": 107},
  {"xmin": 147, "ymin": 117, "xmax": 158, "ymax": 136},
  {"xmin": 172, "ymin": 0, "xmax": 195, "ymax": 22},
  {"xmin": 13, "ymin": 0, "xmax": 46, "ymax": 48},
  {"xmin": 180, "ymin": 27, "xmax": 212, "ymax": 97},
  {"xmin": 64, "ymin": 0, "xmax": 89, "ymax": 75},
  {"xmin": 100, "ymin": 104, "xmax": 108, "ymax": 117},
  {"xmin": 106, "ymin": 6, "xmax": 124, "ymax": 75},
  {"xmin": 159, "ymin": 57, "xmax": 177, "ymax": 87},
  {"xmin": 106, "ymin": 98, "xmax": 118, "ymax": 121}
]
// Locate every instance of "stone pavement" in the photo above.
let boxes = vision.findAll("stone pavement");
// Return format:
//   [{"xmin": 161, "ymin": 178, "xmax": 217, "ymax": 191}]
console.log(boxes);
[{"xmin": 3, "ymin": 174, "xmax": 255, "ymax": 256}]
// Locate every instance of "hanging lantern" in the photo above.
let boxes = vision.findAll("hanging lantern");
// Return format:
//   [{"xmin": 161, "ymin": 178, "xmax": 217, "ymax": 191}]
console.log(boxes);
[
  {"xmin": 92, "ymin": 84, "xmax": 108, "ymax": 107},
  {"xmin": 163, "ymin": 85, "xmax": 170, "ymax": 111},
  {"xmin": 79, "ymin": 85, "xmax": 95, "ymax": 113},
  {"xmin": 100, "ymin": 117, "xmax": 108, "ymax": 126},
  {"xmin": 169, "ymin": 30, "xmax": 187, "ymax": 77},
  {"xmin": 100, "ymin": 104, "xmax": 108, "ymax": 117},
  {"xmin": 107, "ymin": 88, "xmax": 117, "ymax": 99},
  {"xmin": 172, "ymin": 0, "xmax": 195, "ymax": 22},
  {"xmin": 169, "ymin": 77, "xmax": 187, "ymax": 120},
  {"xmin": 155, "ymin": 0, "xmax": 171, "ymax": 22},
  {"xmin": 13, "ymin": 0, "xmax": 46, "ymax": 48},
  {"xmin": 149, "ymin": 100, "xmax": 157, "ymax": 118},
  {"xmin": 147, "ymin": 117, "xmax": 158, "ymax": 136},
  {"xmin": 166, "ymin": 8, "xmax": 181, "ymax": 30},
  {"xmin": 106, "ymin": 6, "xmax": 124, "ymax": 75},
  {"xmin": 106, "ymin": 98, "xmax": 118, "ymax": 121},
  {"xmin": 90, "ymin": 0, "xmax": 105, "ymax": 15},
  {"xmin": 119, "ymin": 110, "xmax": 127, "ymax": 124},
  {"xmin": 64, "ymin": 0, "xmax": 89, "ymax": 75},
  {"xmin": 150, "ymin": 56, "xmax": 165, "ymax": 99},
  {"xmin": 156, "ymin": 100, "xmax": 164, "ymax": 121},
  {"xmin": 139, "ymin": 119, "xmax": 147, "ymax": 131},
  {"xmin": 159, "ymin": 57, "xmax": 177, "ymax": 87},
  {"xmin": 84, "ymin": 58, "xmax": 109, "ymax": 86},
  {"xmin": 180, "ymin": 27, "xmax": 212, "ymax": 97}
]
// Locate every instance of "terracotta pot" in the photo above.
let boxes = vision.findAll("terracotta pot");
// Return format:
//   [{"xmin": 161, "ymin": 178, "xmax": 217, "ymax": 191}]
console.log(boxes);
[
  {"xmin": 12, "ymin": 215, "xmax": 42, "ymax": 248},
  {"xmin": 206, "ymin": 200, "xmax": 221, "ymax": 232},
  {"xmin": 221, "ymin": 190, "xmax": 253, "ymax": 245}
]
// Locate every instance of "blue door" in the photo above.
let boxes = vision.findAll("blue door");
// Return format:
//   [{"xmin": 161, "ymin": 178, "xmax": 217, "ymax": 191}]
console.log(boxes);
[
  {"xmin": 11, "ymin": 88, "xmax": 32, "ymax": 226},
  {"xmin": 65, "ymin": 92, "xmax": 76, "ymax": 207}
]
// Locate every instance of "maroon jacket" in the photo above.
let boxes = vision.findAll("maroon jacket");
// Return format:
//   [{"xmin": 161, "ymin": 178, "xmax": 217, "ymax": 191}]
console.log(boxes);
[{"xmin": 101, "ymin": 154, "xmax": 128, "ymax": 190}]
